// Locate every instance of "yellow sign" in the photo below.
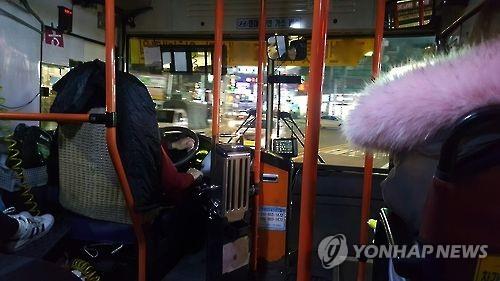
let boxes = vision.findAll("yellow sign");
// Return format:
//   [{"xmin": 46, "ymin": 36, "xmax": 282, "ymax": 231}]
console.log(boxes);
[
  {"xmin": 227, "ymin": 41, "xmax": 260, "ymax": 66},
  {"xmin": 129, "ymin": 37, "xmax": 374, "ymax": 67},
  {"xmin": 474, "ymin": 255, "xmax": 500, "ymax": 281},
  {"xmin": 129, "ymin": 38, "xmax": 213, "ymax": 65}
]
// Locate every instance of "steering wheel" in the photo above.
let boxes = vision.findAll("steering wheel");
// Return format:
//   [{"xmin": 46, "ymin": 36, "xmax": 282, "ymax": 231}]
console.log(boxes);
[{"xmin": 160, "ymin": 126, "xmax": 200, "ymax": 167}]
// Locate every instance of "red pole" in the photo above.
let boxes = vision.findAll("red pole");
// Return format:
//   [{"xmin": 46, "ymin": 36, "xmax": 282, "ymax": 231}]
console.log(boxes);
[
  {"xmin": 212, "ymin": 0, "xmax": 224, "ymax": 143},
  {"xmin": 372, "ymin": 0, "xmax": 385, "ymax": 79},
  {"xmin": 103, "ymin": 1, "xmax": 146, "ymax": 281},
  {"xmin": 296, "ymin": 0, "xmax": 330, "ymax": 280},
  {"xmin": 393, "ymin": 2, "xmax": 399, "ymax": 28},
  {"xmin": 104, "ymin": 0, "xmax": 116, "ymax": 114},
  {"xmin": 0, "ymin": 113, "xmax": 89, "ymax": 122},
  {"xmin": 418, "ymin": 0, "xmax": 425, "ymax": 26},
  {"xmin": 251, "ymin": 0, "xmax": 266, "ymax": 271},
  {"xmin": 356, "ymin": 0, "xmax": 385, "ymax": 280}
]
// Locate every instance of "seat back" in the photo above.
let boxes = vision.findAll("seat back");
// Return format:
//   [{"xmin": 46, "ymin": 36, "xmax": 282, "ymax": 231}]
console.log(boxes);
[
  {"xmin": 420, "ymin": 106, "xmax": 500, "ymax": 280},
  {"xmin": 58, "ymin": 108, "xmax": 131, "ymax": 224}
]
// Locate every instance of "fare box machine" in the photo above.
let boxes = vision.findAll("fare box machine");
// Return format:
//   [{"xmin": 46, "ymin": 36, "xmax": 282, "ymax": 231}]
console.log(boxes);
[{"xmin": 206, "ymin": 141, "xmax": 296, "ymax": 280}]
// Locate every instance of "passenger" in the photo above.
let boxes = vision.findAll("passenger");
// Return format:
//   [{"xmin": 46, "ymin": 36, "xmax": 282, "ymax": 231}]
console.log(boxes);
[
  {"xmin": 0, "ymin": 210, "xmax": 54, "ymax": 252},
  {"xmin": 343, "ymin": 35, "xmax": 500, "ymax": 235}
]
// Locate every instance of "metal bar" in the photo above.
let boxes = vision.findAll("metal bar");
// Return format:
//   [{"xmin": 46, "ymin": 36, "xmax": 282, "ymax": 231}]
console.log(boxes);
[
  {"xmin": 296, "ymin": 0, "xmax": 330, "ymax": 280},
  {"xmin": 393, "ymin": 2, "xmax": 399, "ymax": 28},
  {"xmin": 0, "ymin": 113, "xmax": 89, "ymax": 122},
  {"xmin": 356, "ymin": 0, "xmax": 385, "ymax": 280},
  {"xmin": 251, "ymin": 0, "xmax": 266, "ymax": 271},
  {"xmin": 282, "ymin": 117, "xmax": 325, "ymax": 163},
  {"xmin": 212, "ymin": 0, "xmax": 224, "ymax": 143},
  {"xmin": 103, "ymin": 1, "xmax": 146, "ymax": 281},
  {"xmin": 286, "ymin": 115, "xmax": 306, "ymax": 139},
  {"xmin": 440, "ymin": 0, "xmax": 486, "ymax": 37},
  {"xmin": 227, "ymin": 114, "xmax": 253, "ymax": 143},
  {"xmin": 265, "ymin": 59, "xmax": 275, "ymax": 150},
  {"xmin": 281, "ymin": 118, "xmax": 305, "ymax": 148},
  {"xmin": 239, "ymin": 116, "xmax": 256, "ymax": 139},
  {"xmin": 418, "ymin": 0, "xmax": 424, "ymax": 26},
  {"xmin": 277, "ymin": 79, "xmax": 281, "ymax": 138}
]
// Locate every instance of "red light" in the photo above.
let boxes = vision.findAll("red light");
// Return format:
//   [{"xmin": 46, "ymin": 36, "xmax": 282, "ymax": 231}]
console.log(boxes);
[{"xmin": 64, "ymin": 8, "xmax": 72, "ymax": 15}]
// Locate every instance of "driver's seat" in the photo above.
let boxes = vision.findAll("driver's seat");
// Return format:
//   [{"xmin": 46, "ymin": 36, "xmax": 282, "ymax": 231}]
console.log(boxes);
[
  {"xmin": 57, "ymin": 109, "xmax": 177, "ymax": 280},
  {"xmin": 58, "ymin": 109, "xmax": 131, "ymax": 225}
]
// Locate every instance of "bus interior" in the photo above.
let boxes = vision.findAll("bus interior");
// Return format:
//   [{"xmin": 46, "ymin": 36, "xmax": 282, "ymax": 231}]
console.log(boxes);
[{"xmin": 0, "ymin": 0, "xmax": 499, "ymax": 281}]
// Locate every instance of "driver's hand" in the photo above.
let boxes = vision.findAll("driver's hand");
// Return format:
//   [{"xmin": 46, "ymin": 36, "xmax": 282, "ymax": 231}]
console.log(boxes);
[
  {"xmin": 187, "ymin": 168, "xmax": 203, "ymax": 182},
  {"xmin": 171, "ymin": 137, "xmax": 195, "ymax": 151}
]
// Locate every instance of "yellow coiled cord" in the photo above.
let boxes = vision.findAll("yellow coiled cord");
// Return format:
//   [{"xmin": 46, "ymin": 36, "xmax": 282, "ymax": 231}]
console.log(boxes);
[
  {"xmin": 71, "ymin": 258, "xmax": 101, "ymax": 281},
  {"xmin": 5, "ymin": 134, "xmax": 40, "ymax": 216}
]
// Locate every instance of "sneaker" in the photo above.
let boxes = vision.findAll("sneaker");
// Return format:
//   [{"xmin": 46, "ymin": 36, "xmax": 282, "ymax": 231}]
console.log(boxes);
[
  {"xmin": 10, "ymin": 211, "xmax": 34, "ymax": 219},
  {"xmin": 5, "ymin": 213, "xmax": 55, "ymax": 252}
]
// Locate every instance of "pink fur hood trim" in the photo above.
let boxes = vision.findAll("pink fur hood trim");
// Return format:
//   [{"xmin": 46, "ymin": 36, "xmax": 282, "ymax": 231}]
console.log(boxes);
[{"xmin": 343, "ymin": 38, "xmax": 500, "ymax": 152}]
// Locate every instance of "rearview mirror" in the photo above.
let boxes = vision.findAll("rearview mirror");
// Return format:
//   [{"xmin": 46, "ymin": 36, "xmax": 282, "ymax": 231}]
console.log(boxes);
[
  {"xmin": 267, "ymin": 35, "xmax": 307, "ymax": 61},
  {"xmin": 267, "ymin": 35, "xmax": 287, "ymax": 60}
]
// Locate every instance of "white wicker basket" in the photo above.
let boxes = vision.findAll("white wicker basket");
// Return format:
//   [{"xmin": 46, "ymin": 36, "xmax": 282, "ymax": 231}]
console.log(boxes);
[{"xmin": 58, "ymin": 108, "xmax": 131, "ymax": 224}]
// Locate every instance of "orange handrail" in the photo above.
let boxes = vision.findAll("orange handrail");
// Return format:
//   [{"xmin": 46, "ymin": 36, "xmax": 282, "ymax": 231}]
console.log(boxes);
[
  {"xmin": 251, "ymin": 0, "xmax": 266, "ymax": 271},
  {"xmin": 296, "ymin": 0, "xmax": 330, "ymax": 280},
  {"xmin": 103, "ymin": 1, "xmax": 147, "ymax": 281},
  {"xmin": 356, "ymin": 0, "xmax": 386, "ymax": 280},
  {"xmin": 212, "ymin": 0, "xmax": 224, "ymax": 143},
  {"xmin": 0, "ymin": 113, "xmax": 89, "ymax": 123}
]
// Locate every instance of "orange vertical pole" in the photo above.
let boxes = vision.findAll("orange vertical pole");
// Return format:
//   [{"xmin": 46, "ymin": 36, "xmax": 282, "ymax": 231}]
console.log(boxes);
[
  {"xmin": 251, "ymin": 0, "xmax": 266, "ymax": 271},
  {"xmin": 296, "ymin": 0, "xmax": 330, "ymax": 280},
  {"xmin": 212, "ymin": 0, "xmax": 224, "ymax": 143},
  {"xmin": 104, "ymin": 0, "xmax": 116, "ymax": 114},
  {"xmin": 103, "ymin": 1, "xmax": 146, "ymax": 281},
  {"xmin": 372, "ymin": 0, "xmax": 384, "ymax": 80},
  {"xmin": 356, "ymin": 0, "xmax": 385, "ymax": 280},
  {"xmin": 418, "ymin": 0, "xmax": 425, "ymax": 26}
]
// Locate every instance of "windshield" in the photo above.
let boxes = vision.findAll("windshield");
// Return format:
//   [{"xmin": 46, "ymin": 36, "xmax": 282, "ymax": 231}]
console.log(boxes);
[{"xmin": 123, "ymin": 36, "xmax": 436, "ymax": 168}]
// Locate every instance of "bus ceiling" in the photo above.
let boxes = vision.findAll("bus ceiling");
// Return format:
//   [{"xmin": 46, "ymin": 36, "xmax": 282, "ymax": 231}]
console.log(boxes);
[
  {"xmin": 72, "ymin": 0, "xmax": 152, "ymax": 11},
  {"xmin": 62, "ymin": 0, "xmax": 475, "ymax": 38}
]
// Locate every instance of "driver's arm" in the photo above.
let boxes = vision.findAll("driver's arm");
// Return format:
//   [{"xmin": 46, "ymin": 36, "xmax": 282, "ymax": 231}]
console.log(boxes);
[
  {"xmin": 160, "ymin": 147, "xmax": 202, "ymax": 199},
  {"xmin": 161, "ymin": 147, "xmax": 194, "ymax": 191}
]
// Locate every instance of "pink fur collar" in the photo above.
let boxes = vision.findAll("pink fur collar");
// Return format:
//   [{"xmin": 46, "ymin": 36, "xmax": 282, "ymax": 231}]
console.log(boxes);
[{"xmin": 343, "ymin": 38, "xmax": 500, "ymax": 152}]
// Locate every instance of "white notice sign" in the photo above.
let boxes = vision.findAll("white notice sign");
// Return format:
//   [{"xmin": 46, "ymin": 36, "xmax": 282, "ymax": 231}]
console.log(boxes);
[{"xmin": 259, "ymin": 206, "xmax": 286, "ymax": 231}]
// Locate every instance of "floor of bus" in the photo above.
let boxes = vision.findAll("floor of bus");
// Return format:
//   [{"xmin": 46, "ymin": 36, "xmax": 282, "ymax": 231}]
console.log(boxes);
[
  {"xmin": 163, "ymin": 249, "xmax": 283, "ymax": 281},
  {"xmin": 164, "ymin": 249, "xmax": 372, "ymax": 281},
  {"xmin": 0, "ymin": 216, "xmax": 372, "ymax": 281}
]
